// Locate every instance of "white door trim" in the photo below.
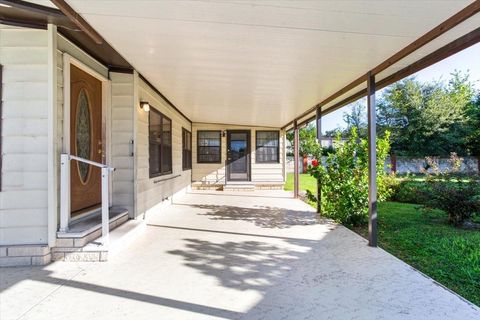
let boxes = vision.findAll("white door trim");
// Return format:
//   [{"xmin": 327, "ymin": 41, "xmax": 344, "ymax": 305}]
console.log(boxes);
[{"xmin": 62, "ymin": 53, "xmax": 112, "ymax": 223}]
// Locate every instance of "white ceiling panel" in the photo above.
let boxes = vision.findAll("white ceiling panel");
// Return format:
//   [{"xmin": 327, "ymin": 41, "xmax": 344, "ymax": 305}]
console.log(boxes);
[{"xmin": 66, "ymin": 0, "xmax": 477, "ymax": 127}]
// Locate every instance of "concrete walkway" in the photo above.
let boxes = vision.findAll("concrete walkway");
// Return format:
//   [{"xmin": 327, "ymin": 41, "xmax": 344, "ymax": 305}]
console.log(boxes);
[{"xmin": 1, "ymin": 190, "xmax": 479, "ymax": 320}]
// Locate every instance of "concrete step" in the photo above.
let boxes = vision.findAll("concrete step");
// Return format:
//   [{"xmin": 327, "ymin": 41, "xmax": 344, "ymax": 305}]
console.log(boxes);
[
  {"xmin": 56, "ymin": 208, "xmax": 128, "ymax": 248},
  {"xmin": 52, "ymin": 218, "xmax": 145, "ymax": 262},
  {"xmin": 223, "ymin": 184, "xmax": 256, "ymax": 191}
]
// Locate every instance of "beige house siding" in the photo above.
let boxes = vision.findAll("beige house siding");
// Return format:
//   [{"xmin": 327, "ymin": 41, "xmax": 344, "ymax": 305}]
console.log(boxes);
[
  {"xmin": 110, "ymin": 72, "xmax": 135, "ymax": 216},
  {"xmin": 135, "ymin": 76, "xmax": 192, "ymax": 217},
  {"xmin": 0, "ymin": 26, "xmax": 49, "ymax": 245},
  {"xmin": 192, "ymin": 123, "xmax": 285, "ymax": 185}
]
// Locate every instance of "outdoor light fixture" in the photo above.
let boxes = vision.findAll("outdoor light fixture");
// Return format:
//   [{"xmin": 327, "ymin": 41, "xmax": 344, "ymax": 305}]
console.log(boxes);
[{"xmin": 140, "ymin": 101, "xmax": 150, "ymax": 112}]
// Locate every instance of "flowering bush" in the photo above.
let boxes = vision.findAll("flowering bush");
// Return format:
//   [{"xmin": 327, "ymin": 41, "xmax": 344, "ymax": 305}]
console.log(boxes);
[{"xmin": 306, "ymin": 128, "xmax": 394, "ymax": 227}]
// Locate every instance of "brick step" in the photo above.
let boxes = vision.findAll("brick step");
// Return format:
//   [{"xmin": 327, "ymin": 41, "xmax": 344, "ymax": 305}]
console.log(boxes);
[
  {"xmin": 223, "ymin": 184, "xmax": 256, "ymax": 191},
  {"xmin": 192, "ymin": 182, "xmax": 284, "ymax": 191},
  {"xmin": 56, "ymin": 207, "xmax": 128, "ymax": 248},
  {"xmin": 52, "ymin": 218, "xmax": 145, "ymax": 262},
  {"xmin": 0, "ymin": 245, "xmax": 51, "ymax": 267}
]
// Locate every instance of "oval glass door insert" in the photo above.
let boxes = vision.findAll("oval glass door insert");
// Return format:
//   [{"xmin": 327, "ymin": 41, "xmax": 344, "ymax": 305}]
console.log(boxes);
[{"xmin": 76, "ymin": 89, "xmax": 91, "ymax": 183}]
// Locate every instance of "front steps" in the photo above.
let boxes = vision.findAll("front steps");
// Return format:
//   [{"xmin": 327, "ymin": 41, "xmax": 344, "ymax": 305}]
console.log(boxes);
[
  {"xmin": 0, "ymin": 208, "xmax": 144, "ymax": 266},
  {"xmin": 223, "ymin": 182, "xmax": 256, "ymax": 191},
  {"xmin": 192, "ymin": 181, "xmax": 284, "ymax": 191},
  {"xmin": 53, "ymin": 207, "xmax": 134, "ymax": 262},
  {"xmin": 51, "ymin": 220, "xmax": 145, "ymax": 262}
]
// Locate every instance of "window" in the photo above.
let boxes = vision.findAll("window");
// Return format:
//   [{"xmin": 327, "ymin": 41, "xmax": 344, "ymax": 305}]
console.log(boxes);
[
  {"xmin": 149, "ymin": 107, "xmax": 172, "ymax": 177},
  {"xmin": 256, "ymin": 131, "xmax": 279, "ymax": 163},
  {"xmin": 197, "ymin": 131, "xmax": 221, "ymax": 163},
  {"xmin": 182, "ymin": 128, "xmax": 192, "ymax": 170}
]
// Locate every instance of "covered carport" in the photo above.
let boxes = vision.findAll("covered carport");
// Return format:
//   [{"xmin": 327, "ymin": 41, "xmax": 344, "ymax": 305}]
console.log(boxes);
[
  {"xmin": 48, "ymin": 0, "xmax": 480, "ymax": 247},
  {"xmin": 1, "ymin": 1, "xmax": 480, "ymax": 318}
]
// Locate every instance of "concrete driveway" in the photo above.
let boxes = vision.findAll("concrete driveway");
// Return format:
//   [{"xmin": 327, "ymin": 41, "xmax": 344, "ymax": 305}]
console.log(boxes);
[{"xmin": 1, "ymin": 190, "xmax": 479, "ymax": 320}]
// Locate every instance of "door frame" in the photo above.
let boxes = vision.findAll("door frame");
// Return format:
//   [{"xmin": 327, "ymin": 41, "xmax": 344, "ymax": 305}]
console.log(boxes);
[
  {"xmin": 226, "ymin": 130, "xmax": 251, "ymax": 182},
  {"xmin": 62, "ymin": 53, "xmax": 112, "ymax": 222}
]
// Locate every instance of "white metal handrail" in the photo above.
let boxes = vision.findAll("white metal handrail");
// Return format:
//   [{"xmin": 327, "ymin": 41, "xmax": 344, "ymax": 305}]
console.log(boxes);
[
  {"xmin": 59, "ymin": 153, "xmax": 115, "ymax": 247},
  {"xmin": 68, "ymin": 154, "xmax": 115, "ymax": 170}
]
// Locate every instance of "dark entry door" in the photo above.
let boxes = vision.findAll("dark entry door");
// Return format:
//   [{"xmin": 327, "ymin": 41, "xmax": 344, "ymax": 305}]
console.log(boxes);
[
  {"xmin": 227, "ymin": 131, "xmax": 250, "ymax": 181},
  {"xmin": 70, "ymin": 64, "xmax": 103, "ymax": 215}
]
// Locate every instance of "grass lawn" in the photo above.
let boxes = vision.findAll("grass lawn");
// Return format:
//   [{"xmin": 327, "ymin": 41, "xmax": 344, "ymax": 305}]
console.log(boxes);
[
  {"xmin": 284, "ymin": 172, "xmax": 318, "ymax": 193},
  {"xmin": 285, "ymin": 173, "xmax": 480, "ymax": 306}
]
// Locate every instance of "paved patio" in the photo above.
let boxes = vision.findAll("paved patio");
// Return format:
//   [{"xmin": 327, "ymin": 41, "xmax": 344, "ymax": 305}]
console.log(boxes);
[{"xmin": 1, "ymin": 190, "xmax": 479, "ymax": 320}]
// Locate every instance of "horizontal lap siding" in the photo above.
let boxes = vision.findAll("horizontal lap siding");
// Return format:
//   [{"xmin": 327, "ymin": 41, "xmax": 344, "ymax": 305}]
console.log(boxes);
[
  {"xmin": 0, "ymin": 26, "xmax": 49, "ymax": 245},
  {"xmin": 192, "ymin": 123, "xmax": 285, "ymax": 184},
  {"xmin": 136, "ymin": 78, "xmax": 191, "ymax": 216},
  {"xmin": 110, "ymin": 73, "xmax": 134, "ymax": 215}
]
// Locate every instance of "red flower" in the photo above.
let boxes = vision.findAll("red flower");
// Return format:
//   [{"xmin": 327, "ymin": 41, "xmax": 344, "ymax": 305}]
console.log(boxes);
[{"xmin": 312, "ymin": 159, "xmax": 319, "ymax": 167}]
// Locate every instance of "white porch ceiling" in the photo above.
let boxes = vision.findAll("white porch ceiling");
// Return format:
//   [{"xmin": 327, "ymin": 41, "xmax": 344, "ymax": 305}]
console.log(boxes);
[{"xmin": 65, "ymin": 0, "xmax": 479, "ymax": 127}]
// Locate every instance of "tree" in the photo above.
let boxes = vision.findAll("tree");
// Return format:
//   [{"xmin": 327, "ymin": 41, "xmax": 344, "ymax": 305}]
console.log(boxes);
[
  {"xmin": 464, "ymin": 93, "xmax": 480, "ymax": 156},
  {"xmin": 286, "ymin": 123, "xmax": 321, "ymax": 173},
  {"xmin": 323, "ymin": 102, "xmax": 367, "ymax": 139},
  {"xmin": 376, "ymin": 71, "xmax": 477, "ymax": 156},
  {"xmin": 343, "ymin": 102, "xmax": 367, "ymax": 137},
  {"xmin": 286, "ymin": 123, "xmax": 321, "ymax": 158}
]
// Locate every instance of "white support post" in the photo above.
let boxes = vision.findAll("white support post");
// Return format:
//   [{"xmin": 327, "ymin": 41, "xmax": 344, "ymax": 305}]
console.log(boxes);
[
  {"xmin": 101, "ymin": 167, "xmax": 110, "ymax": 247},
  {"xmin": 59, "ymin": 154, "xmax": 70, "ymax": 232}
]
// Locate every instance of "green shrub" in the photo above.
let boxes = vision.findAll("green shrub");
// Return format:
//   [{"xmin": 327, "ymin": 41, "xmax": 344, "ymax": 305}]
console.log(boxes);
[
  {"xmin": 307, "ymin": 128, "xmax": 392, "ymax": 227},
  {"xmin": 392, "ymin": 180, "xmax": 431, "ymax": 204},
  {"xmin": 425, "ymin": 180, "xmax": 480, "ymax": 226},
  {"xmin": 421, "ymin": 153, "xmax": 480, "ymax": 226}
]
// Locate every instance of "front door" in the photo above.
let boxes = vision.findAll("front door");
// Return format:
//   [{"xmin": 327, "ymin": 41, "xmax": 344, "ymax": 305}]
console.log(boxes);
[
  {"xmin": 227, "ymin": 131, "xmax": 250, "ymax": 181},
  {"xmin": 70, "ymin": 65, "xmax": 103, "ymax": 215}
]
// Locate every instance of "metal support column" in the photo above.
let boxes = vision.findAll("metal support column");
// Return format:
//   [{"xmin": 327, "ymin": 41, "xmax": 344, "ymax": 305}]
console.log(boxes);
[
  {"xmin": 316, "ymin": 107, "xmax": 322, "ymax": 214},
  {"xmin": 293, "ymin": 120, "xmax": 300, "ymax": 198},
  {"xmin": 367, "ymin": 71, "xmax": 377, "ymax": 247}
]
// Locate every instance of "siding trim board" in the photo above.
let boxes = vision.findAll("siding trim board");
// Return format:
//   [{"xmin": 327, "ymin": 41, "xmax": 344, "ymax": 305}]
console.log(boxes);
[
  {"xmin": 47, "ymin": 24, "xmax": 58, "ymax": 247},
  {"xmin": 0, "ymin": 64, "xmax": 3, "ymax": 191}
]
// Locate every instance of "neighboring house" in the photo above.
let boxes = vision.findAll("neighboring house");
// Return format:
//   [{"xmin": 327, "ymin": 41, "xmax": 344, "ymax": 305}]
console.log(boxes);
[{"xmin": 0, "ymin": 22, "xmax": 286, "ymax": 266}]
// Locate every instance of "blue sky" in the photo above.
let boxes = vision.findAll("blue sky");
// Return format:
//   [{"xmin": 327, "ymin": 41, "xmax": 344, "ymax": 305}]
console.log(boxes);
[{"xmin": 321, "ymin": 43, "xmax": 480, "ymax": 132}]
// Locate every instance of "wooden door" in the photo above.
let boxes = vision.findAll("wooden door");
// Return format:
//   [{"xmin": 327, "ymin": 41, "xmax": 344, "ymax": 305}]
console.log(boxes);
[{"xmin": 70, "ymin": 65, "xmax": 103, "ymax": 214}]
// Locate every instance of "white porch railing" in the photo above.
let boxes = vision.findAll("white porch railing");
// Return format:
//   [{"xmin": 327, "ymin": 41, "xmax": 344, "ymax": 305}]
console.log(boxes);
[{"xmin": 59, "ymin": 154, "xmax": 115, "ymax": 246}]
